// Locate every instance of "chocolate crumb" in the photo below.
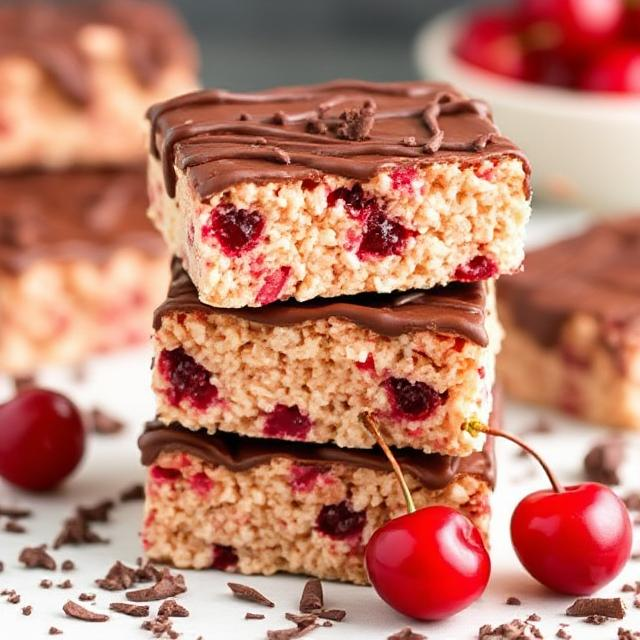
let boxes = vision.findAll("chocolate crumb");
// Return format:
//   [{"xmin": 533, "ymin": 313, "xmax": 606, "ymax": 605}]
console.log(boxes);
[
  {"xmin": 506, "ymin": 596, "xmax": 521, "ymax": 605},
  {"xmin": 158, "ymin": 599, "xmax": 189, "ymax": 617},
  {"xmin": 120, "ymin": 484, "xmax": 145, "ymax": 502},
  {"xmin": 110, "ymin": 602, "xmax": 149, "ymax": 617},
  {"xmin": 126, "ymin": 568, "xmax": 186, "ymax": 602},
  {"xmin": 0, "ymin": 561, "xmax": 3, "ymax": 572},
  {"xmin": 0, "ymin": 504, "xmax": 31, "ymax": 518},
  {"xmin": 556, "ymin": 629, "xmax": 572, "ymax": 639},
  {"xmin": 584, "ymin": 439, "xmax": 625, "ymax": 485},
  {"xmin": 141, "ymin": 615, "xmax": 179, "ymax": 638},
  {"xmin": 267, "ymin": 624, "xmax": 318, "ymax": 639},
  {"xmin": 634, "ymin": 596, "xmax": 640, "ymax": 609},
  {"xmin": 86, "ymin": 408, "xmax": 124, "ymax": 435},
  {"xmin": 22, "ymin": 605, "xmax": 32, "ymax": 616},
  {"xmin": 585, "ymin": 614, "xmax": 609, "ymax": 625},
  {"xmin": 49, "ymin": 627, "xmax": 63, "ymax": 635},
  {"xmin": 19, "ymin": 545, "xmax": 56, "ymax": 570},
  {"xmin": 8, "ymin": 593, "xmax": 21, "ymax": 604},
  {"xmin": 77, "ymin": 499, "xmax": 114, "ymax": 523},
  {"xmin": 228, "ymin": 582, "xmax": 274, "ymax": 607},
  {"xmin": 96, "ymin": 561, "xmax": 137, "ymax": 591},
  {"xmin": 57, "ymin": 579, "xmax": 73, "ymax": 589},
  {"xmin": 40, "ymin": 579, "xmax": 53, "ymax": 589},
  {"xmin": 245, "ymin": 612, "xmax": 265, "ymax": 620},
  {"xmin": 53, "ymin": 514, "xmax": 108, "ymax": 549},
  {"xmin": 285, "ymin": 612, "xmax": 317, "ymax": 627},
  {"xmin": 63, "ymin": 600, "xmax": 109, "ymax": 622},
  {"xmin": 61, "ymin": 560, "xmax": 75, "ymax": 571},
  {"xmin": 12, "ymin": 375, "xmax": 35, "ymax": 392},
  {"xmin": 299, "ymin": 578, "xmax": 323, "ymax": 612},
  {"xmin": 566, "ymin": 597, "xmax": 626, "ymax": 619},
  {"xmin": 5, "ymin": 519, "xmax": 26, "ymax": 533},
  {"xmin": 336, "ymin": 100, "xmax": 377, "ymax": 141},
  {"xmin": 134, "ymin": 558, "xmax": 162, "ymax": 582},
  {"xmin": 622, "ymin": 584, "xmax": 637, "ymax": 592},
  {"xmin": 624, "ymin": 492, "xmax": 640, "ymax": 512},
  {"xmin": 527, "ymin": 614, "xmax": 541, "ymax": 622},
  {"xmin": 479, "ymin": 620, "xmax": 539, "ymax": 639},
  {"xmin": 387, "ymin": 628, "xmax": 427, "ymax": 640},
  {"xmin": 79, "ymin": 593, "xmax": 95, "ymax": 602},
  {"xmin": 317, "ymin": 609, "xmax": 346, "ymax": 622},
  {"xmin": 618, "ymin": 629, "xmax": 640, "ymax": 640}
]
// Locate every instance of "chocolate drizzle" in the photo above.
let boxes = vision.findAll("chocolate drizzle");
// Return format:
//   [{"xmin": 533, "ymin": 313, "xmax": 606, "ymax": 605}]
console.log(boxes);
[
  {"xmin": 0, "ymin": 169, "xmax": 164, "ymax": 273},
  {"xmin": 146, "ymin": 80, "xmax": 530, "ymax": 199},
  {"xmin": 154, "ymin": 258, "xmax": 489, "ymax": 345},
  {"xmin": 0, "ymin": 1, "xmax": 197, "ymax": 104},
  {"xmin": 499, "ymin": 216, "xmax": 640, "ymax": 347},
  {"xmin": 138, "ymin": 422, "xmax": 496, "ymax": 491}
]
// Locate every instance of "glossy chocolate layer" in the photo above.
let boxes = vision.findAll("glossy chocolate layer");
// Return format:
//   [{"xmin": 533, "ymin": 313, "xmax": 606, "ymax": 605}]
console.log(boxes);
[
  {"xmin": 154, "ymin": 258, "xmax": 489, "ymax": 345},
  {"xmin": 0, "ymin": 169, "xmax": 164, "ymax": 274},
  {"xmin": 0, "ymin": 1, "xmax": 196, "ymax": 104},
  {"xmin": 138, "ymin": 424, "xmax": 496, "ymax": 491},
  {"xmin": 499, "ymin": 216, "xmax": 640, "ymax": 347},
  {"xmin": 147, "ymin": 79, "xmax": 530, "ymax": 199}
]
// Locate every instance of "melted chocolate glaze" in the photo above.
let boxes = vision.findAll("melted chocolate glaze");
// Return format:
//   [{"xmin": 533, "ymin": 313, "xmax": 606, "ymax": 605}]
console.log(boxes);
[
  {"xmin": 138, "ymin": 422, "xmax": 496, "ymax": 491},
  {"xmin": 154, "ymin": 258, "xmax": 489, "ymax": 345},
  {"xmin": 0, "ymin": 1, "xmax": 197, "ymax": 104},
  {"xmin": 0, "ymin": 168, "xmax": 164, "ymax": 274},
  {"xmin": 499, "ymin": 216, "xmax": 640, "ymax": 347},
  {"xmin": 146, "ymin": 80, "xmax": 530, "ymax": 199}
]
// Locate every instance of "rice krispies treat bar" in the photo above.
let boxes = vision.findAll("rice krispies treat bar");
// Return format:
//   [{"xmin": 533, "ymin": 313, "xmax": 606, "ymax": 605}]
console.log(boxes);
[
  {"xmin": 498, "ymin": 216, "xmax": 640, "ymax": 430},
  {"xmin": 151, "ymin": 261, "xmax": 500, "ymax": 456},
  {"xmin": 0, "ymin": 169, "xmax": 168, "ymax": 376},
  {"xmin": 0, "ymin": 0, "xmax": 197, "ymax": 170},
  {"xmin": 138, "ymin": 423, "xmax": 495, "ymax": 584},
  {"xmin": 147, "ymin": 80, "xmax": 531, "ymax": 308}
]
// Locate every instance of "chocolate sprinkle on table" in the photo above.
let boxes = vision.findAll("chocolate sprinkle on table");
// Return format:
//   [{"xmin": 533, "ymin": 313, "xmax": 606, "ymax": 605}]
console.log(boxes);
[
  {"xmin": 57, "ymin": 579, "xmax": 73, "ymax": 589},
  {"xmin": 96, "ymin": 561, "xmax": 137, "ymax": 591},
  {"xmin": 584, "ymin": 439, "xmax": 625, "ymax": 485},
  {"xmin": 49, "ymin": 627, "xmax": 63, "ymax": 635},
  {"xmin": 506, "ymin": 596, "xmax": 522, "ymax": 605},
  {"xmin": 77, "ymin": 499, "xmax": 115, "ymax": 523},
  {"xmin": 53, "ymin": 514, "xmax": 108, "ymax": 549},
  {"xmin": 566, "ymin": 597, "xmax": 626, "ymax": 619},
  {"xmin": 387, "ymin": 628, "xmax": 427, "ymax": 640},
  {"xmin": 158, "ymin": 598, "xmax": 189, "ymax": 617},
  {"xmin": 79, "ymin": 593, "xmax": 96, "ymax": 602},
  {"xmin": 5, "ymin": 519, "xmax": 26, "ymax": 533},
  {"xmin": 63, "ymin": 600, "xmax": 109, "ymax": 622},
  {"xmin": 110, "ymin": 602, "xmax": 149, "ymax": 617},
  {"xmin": 40, "ymin": 579, "xmax": 53, "ymax": 589},
  {"xmin": 228, "ymin": 582, "xmax": 275, "ymax": 607},
  {"xmin": 299, "ymin": 579, "xmax": 323, "ymax": 612},
  {"xmin": 21, "ymin": 605, "xmax": 32, "ymax": 616},
  {"xmin": 19, "ymin": 545, "xmax": 56, "ymax": 570},
  {"xmin": 61, "ymin": 560, "xmax": 75, "ymax": 571},
  {"xmin": 245, "ymin": 612, "xmax": 265, "ymax": 620},
  {"xmin": 126, "ymin": 569, "xmax": 186, "ymax": 602},
  {"xmin": 0, "ymin": 506, "xmax": 32, "ymax": 519}
]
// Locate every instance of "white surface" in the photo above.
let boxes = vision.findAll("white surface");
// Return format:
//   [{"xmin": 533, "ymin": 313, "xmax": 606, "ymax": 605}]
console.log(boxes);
[
  {"xmin": 0, "ymin": 210, "xmax": 639, "ymax": 639},
  {"xmin": 415, "ymin": 11, "xmax": 640, "ymax": 213}
]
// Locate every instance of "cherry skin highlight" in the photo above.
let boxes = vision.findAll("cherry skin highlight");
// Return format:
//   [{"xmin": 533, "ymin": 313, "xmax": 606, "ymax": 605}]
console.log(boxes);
[
  {"xmin": 511, "ymin": 482, "xmax": 632, "ymax": 595},
  {"xmin": 0, "ymin": 389, "xmax": 85, "ymax": 491},
  {"xmin": 366, "ymin": 505, "xmax": 491, "ymax": 620}
]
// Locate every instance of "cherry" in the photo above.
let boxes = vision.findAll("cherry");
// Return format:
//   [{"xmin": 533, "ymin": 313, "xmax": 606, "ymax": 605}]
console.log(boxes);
[
  {"xmin": 456, "ymin": 11, "xmax": 527, "ymax": 80},
  {"xmin": 202, "ymin": 202, "xmax": 264, "ymax": 257},
  {"xmin": 263, "ymin": 404, "xmax": 312, "ymax": 440},
  {"xmin": 454, "ymin": 255, "xmax": 499, "ymax": 282},
  {"xmin": 465, "ymin": 420, "xmax": 632, "ymax": 595},
  {"xmin": 383, "ymin": 377, "xmax": 445, "ymax": 421},
  {"xmin": 357, "ymin": 209, "xmax": 415, "ymax": 259},
  {"xmin": 316, "ymin": 501, "xmax": 366, "ymax": 540},
  {"xmin": 523, "ymin": 50, "xmax": 581, "ymax": 88},
  {"xmin": 580, "ymin": 45, "xmax": 640, "ymax": 94},
  {"xmin": 362, "ymin": 414, "xmax": 490, "ymax": 620},
  {"xmin": 211, "ymin": 544, "xmax": 238, "ymax": 570},
  {"xmin": 0, "ymin": 389, "xmax": 85, "ymax": 491}
]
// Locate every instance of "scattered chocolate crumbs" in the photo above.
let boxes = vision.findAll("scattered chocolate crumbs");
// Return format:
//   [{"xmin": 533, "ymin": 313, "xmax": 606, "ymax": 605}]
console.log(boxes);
[
  {"xmin": 96, "ymin": 561, "xmax": 137, "ymax": 590},
  {"xmin": 585, "ymin": 614, "xmax": 609, "ymax": 625},
  {"xmin": 49, "ymin": 627, "xmax": 63, "ymax": 635},
  {"xmin": 120, "ymin": 484, "xmax": 145, "ymax": 502},
  {"xmin": 53, "ymin": 514, "xmax": 108, "ymax": 549},
  {"xmin": 126, "ymin": 569, "xmax": 186, "ymax": 602},
  {"xmin": 79, "ymin": 593, "xmax": 96, "ymax": 602},
  {"xmin": 566, "ymin": 597, "xmax": 626, "ymax": 619},
  {"xmin": 110, "ymin": 602, "xmax": 149, "ymax": 617},
  {"xmin": 584, "ymin": 439, "xmax": 625, "ymax": 485},
  {"xmin": 478, "ymin": 620, "xmax": 540, "ymax": 639},
  {"xmin": 556, "ymin": 628, "xmax": 572, "ymax": 639},
  {"xmin": 22, "ymin": 605, "xmax": 32, "ymax": 616},
  {"xmin": 158, "ymin": 599, "xmax": 189, "ymax": 617},
  {"xmin": 387, "ymin": 628, "xmax": 427, "ymax": 640},
  {"xmin": 506, "ymin": 596, "xmax": 521, "ymax": 605},
  {"xmin": 86, "ymin": 408, "xmax": 124, "ymax": 435},
  {"xmin": 618, "ymin": 629, "xmax": 640, "ymax": 640},
  {"xmin": 19, "ymin": 545, "xmax": 56, "ymax": 570},
  {"xmin": 141, "ymin": 615, "xmax": 179, "ymax": 639},
  {"xmin": 8, "ymin": 593, "xmax": 21, "ymax": 604},
  {"xmin": 63, "ymin": 600, "xmax": 108, "ymax": 622},
  {"xmin": 5, "ymin": 519, "xmax": 26, "ymax": 533},
  {"xmin": 267, "ymin": 624, "xmax": 318, "ymax": 639},
  {"xmin": 77, "ymin": 499, "xmax": 114, "ymax": 523},
  {"xmin": 228, "ymin": 582, "xmax": 274, "ymax": 607},
  {"xmin": 299, "ymin": 578, "xmax": 323, "ymax": 612},
  {"xmin": 245, "ymin": 612, "xmax": 265, "ymax": 620},
  {"xmin": 336, "ymin": 100, "xmax": 376, "ymax": 141},
  {"xmin": 57, "ymin": 579, "xmax": 73, "ymax": 589},
  {"xmin": 40, "ymin": 579, "xmax": 53, "ymax": 589},
  {"xmin": 61, "ymin": 560, "xmax": 75, "ymax": 571},
  {"xmin": 0, "ymin": 506, "xmax": 32, "ymax": 519}
]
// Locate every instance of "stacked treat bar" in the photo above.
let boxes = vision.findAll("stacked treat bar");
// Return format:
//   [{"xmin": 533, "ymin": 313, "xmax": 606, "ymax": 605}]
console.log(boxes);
[
  {"xmin": 0, "ymin": 0, "xmax": 197, "ymax": 377},
  {"xmin": 139, "ymin": 80, "xmax": 531, "ymax": 583}
]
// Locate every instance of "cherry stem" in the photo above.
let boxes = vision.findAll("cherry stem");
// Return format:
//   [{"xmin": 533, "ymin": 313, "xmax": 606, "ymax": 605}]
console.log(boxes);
[
  {"xmin": 464, "ymin": 419, "xmax": 564, "ymax": 494},
  {"xmin": 360, "ymin": 413, "xmax": 416, "ymax": 513}
]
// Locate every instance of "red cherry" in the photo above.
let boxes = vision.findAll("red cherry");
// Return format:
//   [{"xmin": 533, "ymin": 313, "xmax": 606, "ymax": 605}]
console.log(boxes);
[
  {"xmin": 455, "ymin": 11, "xmax": 527, "ymax": 80},
  {"xmin": 366, "ymin": 506, "xmax": 490, "ymax": 620},
  {"xmin": 0, "ymin": 389, "xmax": 85, "ymax": 491},
  {"xmin": 624, "ymin": 3, "xmax": 640, "ymax": 39},
  {"xmin": 361, "ymin": 414, "xmax": 490, "ymax": 620},
  {"xmin": 511, "ymin": 483, "xmax": 632, "ymax": 595},
  {"xmin": 523, "ymin": 49, "xmax": 582, "ymax": 88},
  {"xmin": 517, "ymin": 0, "xmax": 624, "ymax": 54},
  {"xmin": 580, "ymin": 45, "xmax": 640, "ymax": 93}
]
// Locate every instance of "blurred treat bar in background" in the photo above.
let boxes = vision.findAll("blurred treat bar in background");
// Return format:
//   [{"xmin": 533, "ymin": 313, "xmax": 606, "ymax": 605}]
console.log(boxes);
[
  {"xmin": 498, "ymin": 216, "xmax": 640, "ymax": 431},
  {"xmin": 0, "ymin": 0, "xmax": 198, "ymax": 170},
  {"xmin": 0, "ymin": 170, "xmax": 168, "ymax": 376}
]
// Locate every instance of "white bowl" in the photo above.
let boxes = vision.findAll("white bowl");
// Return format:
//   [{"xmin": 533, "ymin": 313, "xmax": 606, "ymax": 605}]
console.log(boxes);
[{"xmin": 415, "ymin": 11, "xmax": 640, "ymax": 212}]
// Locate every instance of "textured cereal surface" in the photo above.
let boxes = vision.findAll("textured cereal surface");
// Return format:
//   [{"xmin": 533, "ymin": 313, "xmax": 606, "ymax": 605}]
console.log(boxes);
[
  {"xmin": 152, "ymin": 290, "xmax": 501, "ymax": 456},
  {"xmin": 147, "ymin": 156, "xmax": 530, "ymax": 307},
  {"xmin": 142, "ymin": 451, "xmax": 492, "ymax": 584},
  {"xmin": 499, "ymin": 304, "xmax": 640, "ymax": 430},
  {"xmin": 0, "ymin": 250, "xmax": 168, "ymax": 376}
]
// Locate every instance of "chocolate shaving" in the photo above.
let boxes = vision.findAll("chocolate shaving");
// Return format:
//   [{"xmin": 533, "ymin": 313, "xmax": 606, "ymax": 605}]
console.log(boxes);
[
  {"xmin": 96, "ymin": 561, "xmax": 137, "ymax": 591},
  {"xmin": 5, "ymin": 520, "xmax": 26, "ymax": 533},
  {"xmin": 245, "ymin": 612, "xmax": 265, "ymax": 620},
  {"xmin": 77, "ymin": 499, "xmax": 114, "ymax": 523},
  {"xmin": 120, "ymin": 484, "xmax": 145, "ymax": 502},
  {"xmin": 19, "ymin": 545, "xmax": 56, "ymax": 570},
  {"xmin": 299, "ymin": 579, "xmax": 323, "ymax": 612},
  {"xmin": 336, "ymin": 100, "xmax": 376, "ymax": 141},
  {"xmin": 506, "ymin": 596, "xmax": 522, "ymax": 605},
  {"xmin": 624, "ymin": 493, "xmax": 640, "ymax": 512},
  {"xmin": 158, "ymin": 599, "xmax": 189, "ymax": 617},
  {"xmin": 63, "ymin": 600, "xmax": 109, "ymax": 622},
  {"xmin": 479, "ymin": 620, "xmax": 540, "ymax": 639},
  {"xmin": 40, "ymin": 579, "xmax": 53, "ymax": 588},
  {"xmin": 79, "ymin": 593, "xmax": 95, "ymax": 602},
  {"xmin": 8, "ymin": 593, "xmax": 21, "ymax": 604},
  {"xmin": 126, "ymin": 569, "xmax": 186, "ymax": 602},
  {"xmin": 317, "ymin": 609, "xmax": 346, "ymax": 622},
  {"xmin": 0, "ymin": 506, "xmax": 32, "ymax": 519},
  {"xmin": 61, "ymin": 560, "xmax": 75, "ymax": 571},
  {"xmin": 285, "ymin": 613, "xmax": 317, "ymax": 627},
  {"xmin": 388, "ymin": 629, "xmax": 427, "ymax": 640},
  {"xmin": 527, "ymin": 614, "xmax": 541, "ymax": 622},
  {"xmin": 110, "ymin": 602, "xmax": 149, "ymax": 617},
  {"xmin": 53, "ymin": 514, "xmax": 108, "ymax": 548},
  {"xmin": 618, "ymin": 629, "xmax": 640, "ymax": 640},
  {"xmin": 585, "ymin": 614, "xmax": 609, "ymax": 625},
  {"xmin": 135, "ymin": 559, "xmax": 162, "ymax": 582},
  {"xmin": 566, "ymin": 597, "xmax": 626, "ymax": 619},
  {"xmin": 57, "ymin": 580, "xmax": 73, "ymax": 589},
  {"xmin": 49, "ymin": 627, "xmax": 63, "ymax": 635},
  {"xmin": 141, "ymin": 615, "xmax": 179, "ymax": 638},
  {"xmin": 556, "ymin": 629, "xmax": 572, "ymax": 639},
  {"xmin": 228, "ymin": 582, "xmax": 274, "ymax": 607},
  {"xmin": 22, "ymin": 605, "xmax": 32, "ymax": 616},
  {"xmin": 267, "ymin": 624, "xmax": 318, "ymax": 640},
  {"xmin": 584, "ymin": 439, "xmax": 625, "ymax": 485},
  {"xmin": 86, "ymin": 408, "xmax": 124, "ymax": 435}
]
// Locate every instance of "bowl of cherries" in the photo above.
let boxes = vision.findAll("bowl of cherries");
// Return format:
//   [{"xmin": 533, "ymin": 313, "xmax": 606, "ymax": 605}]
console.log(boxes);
[{"xmin": 415, "ymin": 0, "xmax": 640, "ymax": 212}]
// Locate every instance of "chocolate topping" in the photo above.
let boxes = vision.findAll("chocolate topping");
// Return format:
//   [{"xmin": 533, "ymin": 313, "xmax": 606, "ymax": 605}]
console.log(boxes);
[
  {"xmin": 154, "ymin": 258, "xmax": 489, "ymax": 345},
  {"xmin": 138, "ymin": 419, "xmax": 497, "ymax": 491},
  {"xmin": 146, "ymin": 80, "xmax": 530, "ymax": 199},
  {"xmin": 0, "ymin": 1, "xmax": 196, "ymax": 104},
  {"xmin": 0, "ymin": 169, "xmax": 164, "ymax": 274},
  {"xmin": 499, "ymin": 216, "xmax": 640, "ymax": 348}
]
